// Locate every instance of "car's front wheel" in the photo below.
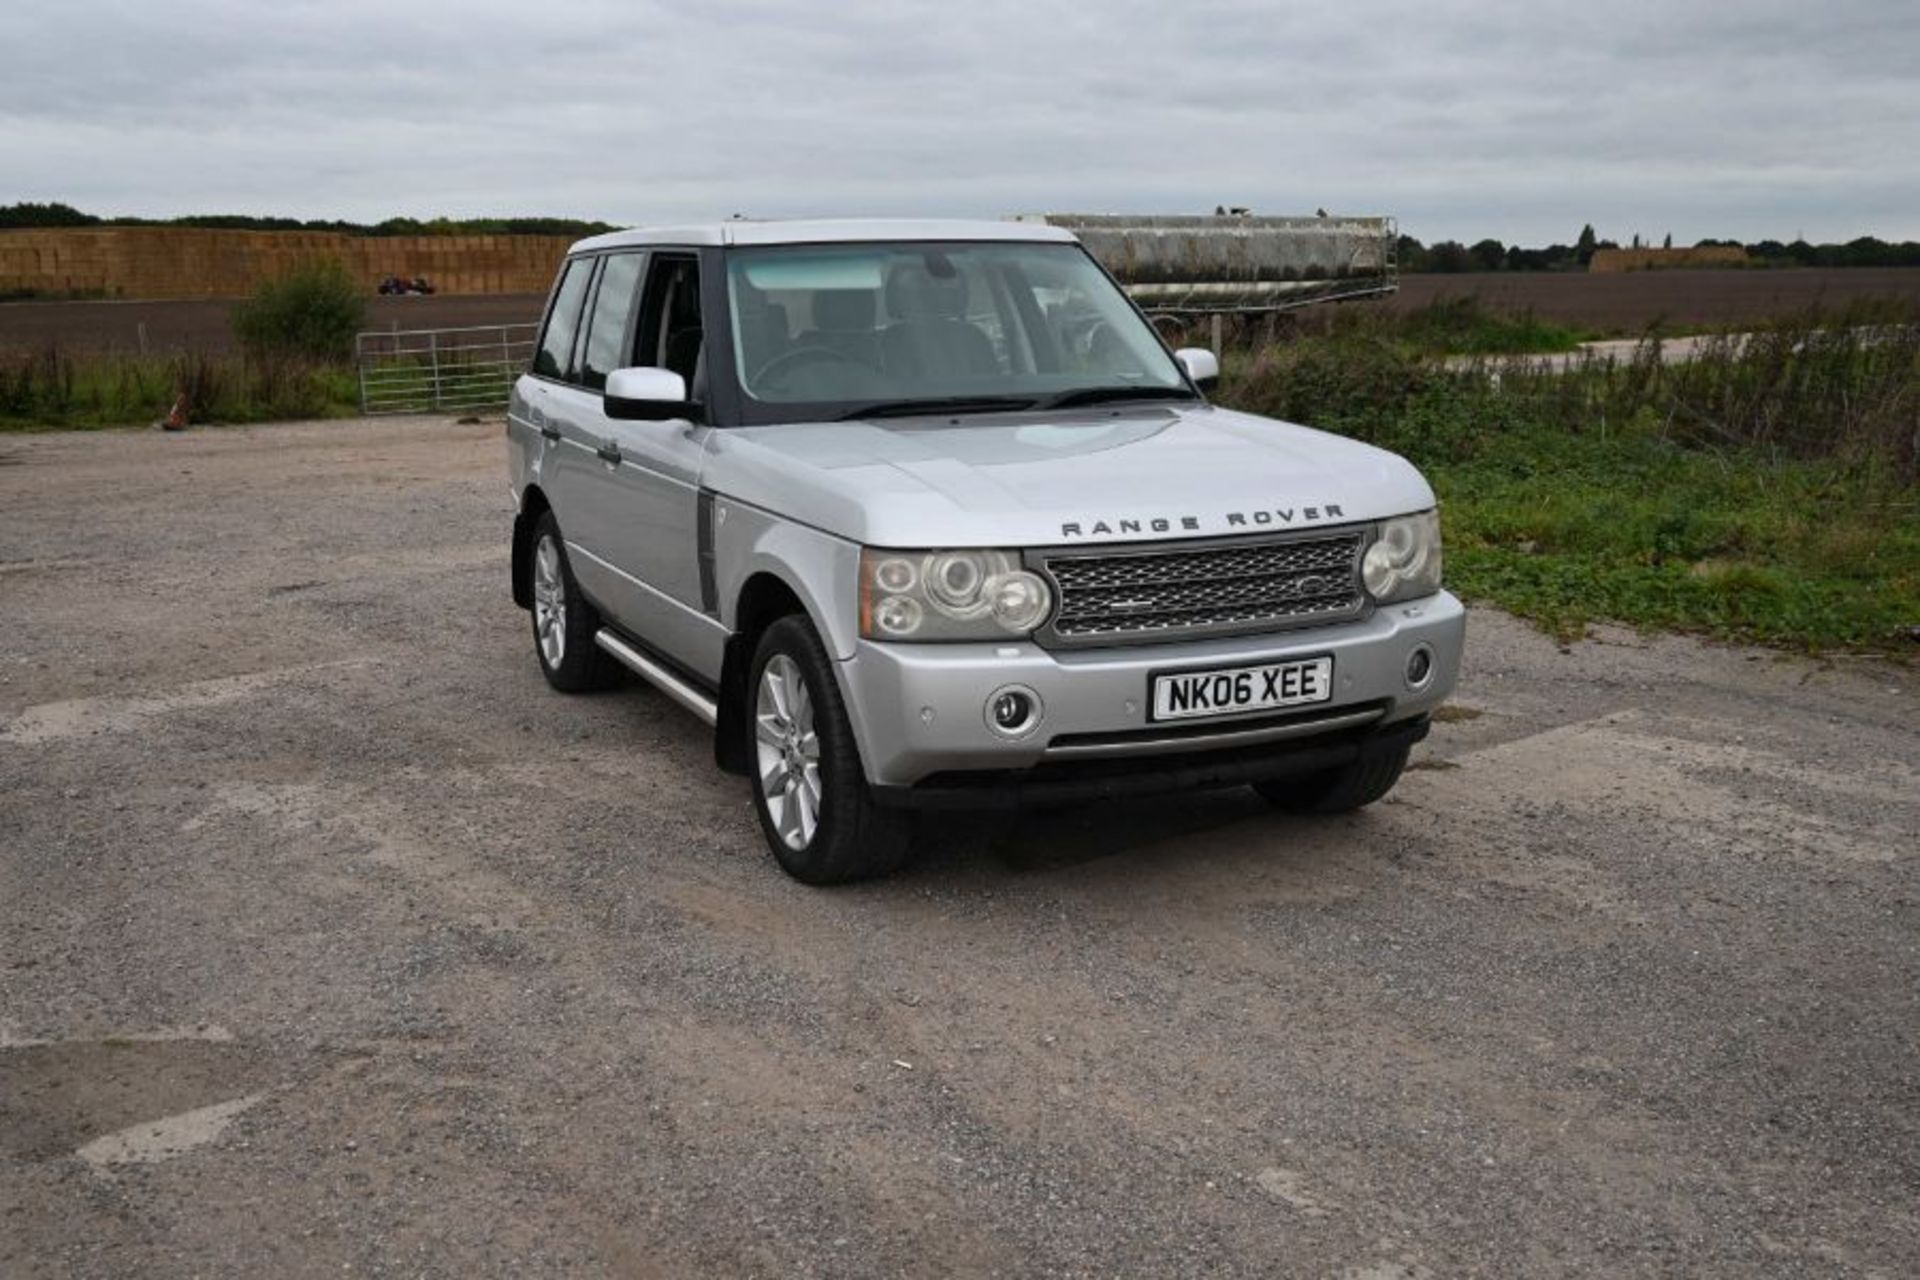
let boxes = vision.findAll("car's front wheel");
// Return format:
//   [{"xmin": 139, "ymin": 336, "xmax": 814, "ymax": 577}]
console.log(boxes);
[{"xmin": 748, "ymin": 615, "xmax": 910, "ymax": 884}]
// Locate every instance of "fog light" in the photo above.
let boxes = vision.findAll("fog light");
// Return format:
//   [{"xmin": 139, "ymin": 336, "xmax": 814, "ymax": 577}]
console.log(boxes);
[
  {"xmin": 984, "ymin": 685, "xmax": 1042, "ymax": 738},
  {"xmin": 1405, "ymin": 645, "xmax": 1434, "ymax": 689}
]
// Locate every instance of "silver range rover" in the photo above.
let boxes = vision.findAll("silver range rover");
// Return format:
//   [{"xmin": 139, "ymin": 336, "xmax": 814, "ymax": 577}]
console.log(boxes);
[{"xmin": 508, "ymin": 219, "xmax": 1464, "ymax": 883}]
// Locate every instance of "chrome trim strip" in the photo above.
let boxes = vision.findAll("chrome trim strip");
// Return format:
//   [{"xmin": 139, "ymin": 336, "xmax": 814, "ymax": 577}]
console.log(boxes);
[
  {"xmin": 593, "ymin": 630, "xmax": 719, "ymax": 727},
  {"xmin": 1041, "ymin": 705, "xmax": 1385, "ymax": 760}
]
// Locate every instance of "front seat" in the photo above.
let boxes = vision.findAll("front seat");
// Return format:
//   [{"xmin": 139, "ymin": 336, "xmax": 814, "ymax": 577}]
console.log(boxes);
[
  {"xmin": 799, "ymin": 290, "xmax": 882, "ymax": 367},
  {"xmin": 731, "ymin": 283, "xmax": 791, "ymax": 379},
  {"xmin": 880, "ymin": 263, "xmax": 1000, "ymax": 383}
]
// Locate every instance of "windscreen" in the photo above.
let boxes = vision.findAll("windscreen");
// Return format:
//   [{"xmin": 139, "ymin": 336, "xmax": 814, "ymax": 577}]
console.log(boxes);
[{"xmin": 724, "ymin": 242, "xmax": 1187, "ymax": 415}]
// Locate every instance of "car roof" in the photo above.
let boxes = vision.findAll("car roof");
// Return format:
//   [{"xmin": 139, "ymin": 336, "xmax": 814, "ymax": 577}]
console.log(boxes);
[{"xmin": 568, "ymin": 218, "xmax": 1079, "ymax": 254}]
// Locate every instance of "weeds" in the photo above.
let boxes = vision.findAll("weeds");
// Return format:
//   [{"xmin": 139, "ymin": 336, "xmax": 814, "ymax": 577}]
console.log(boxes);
[
  {"xmin": 1490, "ymin": 301, "xmax": 1920, "ymax": 478},
  {"xmin": 0, "ymin": 345, "xmax": 358, "ymax": 429},
  {"xmin": 231, "ymin": 258, "xmax": 366, "ymax": 362},
  {"xmin": 1232, "ymin": 300, "xmax": 1920, "ymax": 482}
]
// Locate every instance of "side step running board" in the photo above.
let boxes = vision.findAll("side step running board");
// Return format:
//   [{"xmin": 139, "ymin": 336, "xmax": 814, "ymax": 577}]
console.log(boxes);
[{"xmin": 593, "ymin": 630, "xmax": 719, "ymax": 726}]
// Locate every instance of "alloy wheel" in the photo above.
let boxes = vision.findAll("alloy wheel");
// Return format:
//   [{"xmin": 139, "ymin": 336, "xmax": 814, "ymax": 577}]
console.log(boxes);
[
  {"xmin": 533, "ymin": 534, "xmax": 567, "ymax": 668},
  {"xmin": 754, "ymin": 654, "xmax": 822, "ymax": 850}
]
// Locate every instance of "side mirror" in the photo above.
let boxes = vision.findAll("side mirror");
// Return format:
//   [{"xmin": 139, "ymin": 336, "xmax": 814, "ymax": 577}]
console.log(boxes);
[
  {"xmin": 604, "ymin": 367, "xmax": 701, "ymax": 421},
  {"xmin": 1175, "ymin": 348, "xmax": 1221, "ymax": 394}
]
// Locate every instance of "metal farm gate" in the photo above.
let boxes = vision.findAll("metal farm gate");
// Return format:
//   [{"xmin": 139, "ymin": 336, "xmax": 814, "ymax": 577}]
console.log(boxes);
[{"xmin": 354, "ymin": 322, "xmax": 537, "ymax": 415}]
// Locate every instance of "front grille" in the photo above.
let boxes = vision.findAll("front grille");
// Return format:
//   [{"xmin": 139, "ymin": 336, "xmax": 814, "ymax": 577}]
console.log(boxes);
[{"xmin": 1035, "ymin": 528, "xmax": 1368, "ymax": 646}]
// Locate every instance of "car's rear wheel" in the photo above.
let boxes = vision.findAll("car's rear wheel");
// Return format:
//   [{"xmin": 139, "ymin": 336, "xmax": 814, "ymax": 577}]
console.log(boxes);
[
  {"xmin": 748, "ymin": 615, "xmax": 910, "ymax": 883},
  {"xmin": 530, "ymin": 513, "xmax": 620, "ymax": 693},
  {"xmin": 1253, "ymin": 741, "xmax": 1411, "ymax": 814}
]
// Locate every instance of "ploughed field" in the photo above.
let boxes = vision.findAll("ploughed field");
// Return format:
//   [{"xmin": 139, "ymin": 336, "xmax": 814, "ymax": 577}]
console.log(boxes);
[
  {"xmin": 2, "ymin": 417, "xmax": 1916, "ymax": 1278},
  {"xmin": 1387, "ymin": 266, "xmax": 1920, "ymax": 330},
  {"xmin": 7, "ymin": 268, "xmax": 1920, "ymax": 353},
  {"xmin": 0, "ymin": 292, "xmax": 548, "ymax": 354}
]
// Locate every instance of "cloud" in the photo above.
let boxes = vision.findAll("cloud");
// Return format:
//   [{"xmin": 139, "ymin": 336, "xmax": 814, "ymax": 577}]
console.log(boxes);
[{"xmin": 2, "ymin": 0, "xmax": 1914, "ymax": 243}]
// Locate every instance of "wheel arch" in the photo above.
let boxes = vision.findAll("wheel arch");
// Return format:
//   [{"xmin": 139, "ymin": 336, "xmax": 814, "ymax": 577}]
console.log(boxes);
[
  {"xmin": 511, "ymin": 485, "xmax": 554, "ymax": 610},
  {"xmin": 714, "ymin": 571, "xmax": 812, "ymax": 775}
]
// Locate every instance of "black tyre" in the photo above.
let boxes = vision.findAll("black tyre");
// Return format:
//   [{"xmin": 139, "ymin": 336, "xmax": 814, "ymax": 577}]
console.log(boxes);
[
  {"xmin": 1253, "ymin": 742, "xmax": 1412, "ymax": 815},
  {"xmin": 747, "ymin": 615, "xmax": 911, "ymax": 884},
  {"xmin": 528, "ymin": 512, "xmax": 621, "ymax": 693}
]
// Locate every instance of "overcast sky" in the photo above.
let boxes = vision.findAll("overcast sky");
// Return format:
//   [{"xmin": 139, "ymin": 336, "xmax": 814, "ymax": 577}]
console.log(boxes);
[{"xmin": 4, "ymin": 0, "xmax": 1915, "ymax": 245}]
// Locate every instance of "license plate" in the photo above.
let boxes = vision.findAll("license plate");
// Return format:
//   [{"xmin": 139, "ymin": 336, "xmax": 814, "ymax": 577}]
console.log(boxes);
[{"xmin": 1150, "ymin": 656, "xmax": 1334, "ymax": 722}]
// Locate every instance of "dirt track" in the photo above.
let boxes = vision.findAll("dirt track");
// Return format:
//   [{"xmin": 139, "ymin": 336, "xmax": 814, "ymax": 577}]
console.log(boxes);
[
  {"xmin": 6, "ymin": 268, "xmax": 1920, "ymax": 355},
  {"xmin": 2, "ymin": 418, "xmax": 1917, "ymax": 1278}
]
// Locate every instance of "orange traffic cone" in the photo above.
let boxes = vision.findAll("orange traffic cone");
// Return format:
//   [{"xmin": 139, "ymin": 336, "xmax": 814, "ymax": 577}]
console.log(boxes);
[{"xmin": 161, "ymin": 392, "xmax": 189, "ymax": 432}]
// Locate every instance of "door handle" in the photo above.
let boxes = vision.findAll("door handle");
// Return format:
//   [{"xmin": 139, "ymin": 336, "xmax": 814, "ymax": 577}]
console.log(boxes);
[
  {"xmin": 596, "ymin": 442, "xmax": 622, "ymax": 466},
  {"xmin": 540, "ymin": 425, "xmax": 561, "ymax": 442}
]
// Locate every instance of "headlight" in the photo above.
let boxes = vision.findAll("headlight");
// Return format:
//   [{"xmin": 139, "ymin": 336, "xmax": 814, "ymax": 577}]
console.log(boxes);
[
  {"xmin": 860, "ymin": 548, "xmax": 1054, "ymax": 641},
  {"xmin": 1362, "ymin": 510, "xmax": 1443, "ymax": 603}
]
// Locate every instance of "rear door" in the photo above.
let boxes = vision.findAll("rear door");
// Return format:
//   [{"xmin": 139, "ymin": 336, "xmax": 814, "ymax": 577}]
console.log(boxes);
[
  {"xmin": 524, "ymin": 256, "xmax": 600, "ymax": 560},
  {"xmin": 541, "ymin": 251, "xmax": 646, "ymax": 611}
]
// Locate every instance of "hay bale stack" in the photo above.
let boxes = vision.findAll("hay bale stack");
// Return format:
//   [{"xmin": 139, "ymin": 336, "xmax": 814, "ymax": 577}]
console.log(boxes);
[
  {"xmin": 1589, "ymin": 246, "xmax": 1749, "ymax": 273},
  {"xmin": 0, "ymin": 227, "xmax": 574, "ymax": 299},
  {"xmin": 0, "ymin": 229, "xmax": 118, "ymax": 296}
]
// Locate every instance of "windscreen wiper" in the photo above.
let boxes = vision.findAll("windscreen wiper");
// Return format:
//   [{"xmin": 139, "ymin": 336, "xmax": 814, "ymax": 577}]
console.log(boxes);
[
  {"xmin": 835, "ymin": 395, "xmax": 1040, "ymax": 421},
  {"xmin": 1036, "ymin": 385, "xmax": 1199, "ymax": 410}
]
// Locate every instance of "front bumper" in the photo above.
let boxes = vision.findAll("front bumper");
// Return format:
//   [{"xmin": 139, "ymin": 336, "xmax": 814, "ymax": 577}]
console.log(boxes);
[{"xmin": 837, "ymin": 589, "xmax": 1465, "ymax": 790}]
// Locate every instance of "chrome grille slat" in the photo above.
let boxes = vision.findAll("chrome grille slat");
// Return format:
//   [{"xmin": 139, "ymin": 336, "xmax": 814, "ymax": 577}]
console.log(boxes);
[
  {"xmin": 1058, "ymin": 580, "xmax": 1356, "ymax": 620},
  {"xmin": 1037, "ymin": 529, "xmax": 1368, "ymax": 646},
  {"xmin": 1048, "ymin": 540, "xmax": 1356, "ymax": 590}
]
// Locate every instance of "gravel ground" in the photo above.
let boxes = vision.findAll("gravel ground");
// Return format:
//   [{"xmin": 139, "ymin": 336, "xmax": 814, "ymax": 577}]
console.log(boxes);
[{"xmin": 2, "ymin": 417, "xmax": 1916, "ymax": 1278}]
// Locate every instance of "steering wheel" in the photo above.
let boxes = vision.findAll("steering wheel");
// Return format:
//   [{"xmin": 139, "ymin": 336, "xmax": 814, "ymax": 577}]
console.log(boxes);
[{"xmin": 752, "ymin": 344, "xmax": 880, "ymax": 391}]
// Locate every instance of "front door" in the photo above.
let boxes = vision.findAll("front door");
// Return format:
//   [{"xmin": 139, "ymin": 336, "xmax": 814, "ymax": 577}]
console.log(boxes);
[
  {"xmin": 562, "ymin": 251, "xmax": 722, "ymax": 679},
  {"xmin": 603, "ymin": 253, "xmax": 710, "ymax": 611}
]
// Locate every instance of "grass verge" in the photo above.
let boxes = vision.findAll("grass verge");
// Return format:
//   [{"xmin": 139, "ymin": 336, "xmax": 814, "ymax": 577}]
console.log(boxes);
[
  {"xmin": 0, "ymin": 347, "xmax": 359, "ymax": 430},
  {"xmin": 1388, "ymin": 297, "xmax": 1593, "ymax": 354},
  {"xmin": 1428, "ymin": 416, "xmax": 1916, "ymax": 649}
]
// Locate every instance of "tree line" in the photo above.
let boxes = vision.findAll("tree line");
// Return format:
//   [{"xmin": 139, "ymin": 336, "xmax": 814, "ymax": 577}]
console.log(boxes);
[
  {"xmin": 0, "ymin": 202, "xmax": 616, "ymax": 239},
  {"xmin": 1398, "ymin": 224, "xmax": 1920, "ymax": 272}
]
